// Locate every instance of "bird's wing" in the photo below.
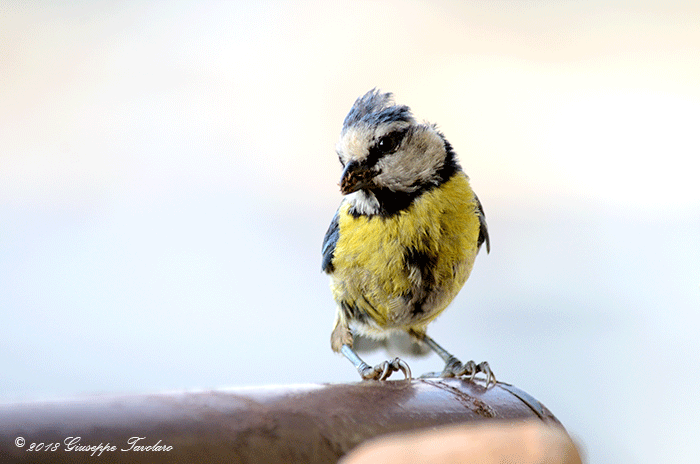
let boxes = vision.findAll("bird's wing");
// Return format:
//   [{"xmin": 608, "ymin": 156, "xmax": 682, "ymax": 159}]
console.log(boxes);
[
  {"xmin": 475, "ymin": 194, "xmax": 490, "ymax": 253},
  {"xmin": 321, "ymin": 208, "xmax": 340, "ymax": 273}
]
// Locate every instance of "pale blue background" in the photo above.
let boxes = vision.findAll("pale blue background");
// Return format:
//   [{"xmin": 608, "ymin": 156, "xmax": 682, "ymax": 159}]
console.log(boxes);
[{"xmin": 2, "ymin": 2, "xmax": 699, "ymax": 462}]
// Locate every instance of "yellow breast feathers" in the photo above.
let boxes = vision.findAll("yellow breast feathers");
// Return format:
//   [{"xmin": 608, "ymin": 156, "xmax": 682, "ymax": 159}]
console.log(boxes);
[{"xmin": 329, "ymin": 172, "xmax": 482, "ymax": 332}]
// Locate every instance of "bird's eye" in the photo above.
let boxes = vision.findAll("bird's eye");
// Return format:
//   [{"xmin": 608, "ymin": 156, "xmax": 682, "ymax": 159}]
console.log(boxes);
[{"xmin": 375, "ymin": 131, "xmax": 404, "ymax": 155}]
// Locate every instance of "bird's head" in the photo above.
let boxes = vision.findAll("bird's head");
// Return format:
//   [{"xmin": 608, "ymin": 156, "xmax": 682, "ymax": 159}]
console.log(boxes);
[{"xmin": 336, "ymin": 89, "xmax": 451, "ymax": 196}]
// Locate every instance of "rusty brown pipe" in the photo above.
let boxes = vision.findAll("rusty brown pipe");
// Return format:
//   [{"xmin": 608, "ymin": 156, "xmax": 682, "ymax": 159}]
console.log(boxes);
[{"xmin": 0, "ymin": 378, "xmax": 561, "ymax": 463}]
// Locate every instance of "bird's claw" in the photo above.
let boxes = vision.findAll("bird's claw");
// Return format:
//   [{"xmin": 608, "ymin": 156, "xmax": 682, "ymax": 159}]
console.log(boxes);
[
  {"xmin": 442, "ymin": 359, "xmax": 496, "ymax": 387},
  {"xmin": 360, "ymin": 357, "xmax": 412, "ymax": 381}
]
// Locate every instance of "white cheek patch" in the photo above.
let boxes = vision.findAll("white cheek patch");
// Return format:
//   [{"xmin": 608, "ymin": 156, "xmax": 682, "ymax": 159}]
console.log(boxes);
[{"xmin": 373, "ymin": 127, "xmax": 445, "ymax": 192}]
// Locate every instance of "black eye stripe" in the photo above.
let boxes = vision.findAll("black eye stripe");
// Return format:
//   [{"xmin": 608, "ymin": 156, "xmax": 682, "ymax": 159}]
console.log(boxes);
[{"xmin": 366, "ymin": 128, "xmax": 409, "ymax": 167}]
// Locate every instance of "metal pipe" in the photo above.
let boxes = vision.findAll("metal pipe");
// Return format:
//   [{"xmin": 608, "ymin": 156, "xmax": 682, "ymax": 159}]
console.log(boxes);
[{"xmin": 0, "ymin": 378, "xmax": 562, "ymax": 463}]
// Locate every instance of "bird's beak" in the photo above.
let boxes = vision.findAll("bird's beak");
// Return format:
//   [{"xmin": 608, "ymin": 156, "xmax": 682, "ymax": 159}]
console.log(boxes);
[{"xmin": 339, "ymin": 160, "xmax": 376, "ymax": 195}]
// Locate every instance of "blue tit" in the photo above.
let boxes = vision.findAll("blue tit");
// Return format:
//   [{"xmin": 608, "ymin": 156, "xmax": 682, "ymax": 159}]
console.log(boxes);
[{"xmin": 322, "ymin": 89, "xmax": 494, "ymax": 383}]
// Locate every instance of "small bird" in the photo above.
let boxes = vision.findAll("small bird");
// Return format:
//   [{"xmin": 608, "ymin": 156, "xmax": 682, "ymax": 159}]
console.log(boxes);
[{"xmin": 322, "ymin": 89, "xmax": 494, "ymax": 383}]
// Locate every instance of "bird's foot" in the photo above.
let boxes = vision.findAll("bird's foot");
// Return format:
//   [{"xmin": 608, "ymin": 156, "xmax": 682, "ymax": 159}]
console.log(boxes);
[
  {"xmin": 359, "ymin": 357, "xmax": 412, "ymax": 381},
  {"xmin": 441, "ymin": 358, "xmax": 496, "ymax": 387}
]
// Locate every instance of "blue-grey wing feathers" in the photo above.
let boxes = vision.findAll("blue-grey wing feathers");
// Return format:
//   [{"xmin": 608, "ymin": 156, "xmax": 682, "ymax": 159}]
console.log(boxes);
[
  {"xmin": 475, "ymin": 194, "xmax": 490, "ymax": 253},
  {"xmin": 321, "ymin": 209, "xmax": 340, "ymax": 273}
]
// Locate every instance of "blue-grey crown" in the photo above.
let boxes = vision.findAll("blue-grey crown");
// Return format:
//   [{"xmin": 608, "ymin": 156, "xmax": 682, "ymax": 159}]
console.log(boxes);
[{"xmin": 342, "ymin": 89, "xmax": 415, "ymax": 131}]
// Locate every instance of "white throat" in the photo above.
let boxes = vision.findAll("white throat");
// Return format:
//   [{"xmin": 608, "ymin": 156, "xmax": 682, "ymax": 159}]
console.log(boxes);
[{"xmin": 346, "ymin": 190, "xmax": 380, "ymax": 216}]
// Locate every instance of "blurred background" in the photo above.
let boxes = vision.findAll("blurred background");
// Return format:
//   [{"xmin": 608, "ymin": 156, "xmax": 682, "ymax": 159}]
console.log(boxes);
[{"xmin": 1, "ymin": 1, "xmax": 699, "ymax": 462}]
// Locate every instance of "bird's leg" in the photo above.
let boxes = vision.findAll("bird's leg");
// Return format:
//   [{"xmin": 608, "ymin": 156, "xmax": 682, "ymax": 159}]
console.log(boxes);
[
  {"xmin": 340, "ymin": 344, "xmax": 412, "ymax": 381},
  {"xmin": 421, "ymin": 334, "xmax": 495, "ymax": 386},
  {"xmin": 333, "ymin": 312, "xmax": 411, "ymax": 381}
]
